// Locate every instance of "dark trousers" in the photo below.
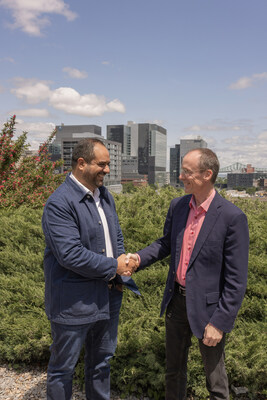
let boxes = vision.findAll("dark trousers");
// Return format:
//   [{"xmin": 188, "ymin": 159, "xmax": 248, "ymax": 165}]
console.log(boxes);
[
  {"xmin": 47, "ymin": 288, "xmax": 123, "ymax": 400},
  {"xmin": 165, "ymin": 288, "xmax": 229, "ymax": 400}
]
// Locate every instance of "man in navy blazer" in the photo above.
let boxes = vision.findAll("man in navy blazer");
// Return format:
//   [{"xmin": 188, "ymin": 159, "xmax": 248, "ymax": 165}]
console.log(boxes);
[
  {"xmin": 128, "ymin": 148, "xmax": 249, "ymax": 400},
  {"xmin": 42, "ymin": 138, "xmax": 139, "ymax": 400}
]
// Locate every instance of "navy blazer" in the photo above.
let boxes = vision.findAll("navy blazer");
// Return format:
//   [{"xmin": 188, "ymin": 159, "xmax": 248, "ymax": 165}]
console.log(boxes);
[
  {"xmin": 42, "ymin": 174, "xmax": 139, "ymax": 325},
  {"xmin": 137, "ymin": 191, "xmax": 249, "ymax": 339}
]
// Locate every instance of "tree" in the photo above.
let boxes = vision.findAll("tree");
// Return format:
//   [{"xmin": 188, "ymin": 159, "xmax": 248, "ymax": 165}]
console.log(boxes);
[{"xmin": 0, "ymin": 116, "xmax": 64, "ymax": 208}]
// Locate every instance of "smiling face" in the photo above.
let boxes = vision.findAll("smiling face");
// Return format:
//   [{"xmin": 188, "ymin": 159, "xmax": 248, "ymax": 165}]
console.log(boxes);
[
  {"xmin": 75, "ymin": 142, "xmax": 110, "ymax": 192},
  {"xmin": 179, "ymin": 150, "xmax": 213, "ymax": 200}
]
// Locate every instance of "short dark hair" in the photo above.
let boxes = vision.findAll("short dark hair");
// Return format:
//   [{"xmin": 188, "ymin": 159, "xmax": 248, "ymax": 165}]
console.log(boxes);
[
  {"xmin": 71, "ymin": 138, "xmax": 106, "ymax": 169},
  {"xmin": 189, "ymin": 148, "xmax": 220, "ymax": 184}
]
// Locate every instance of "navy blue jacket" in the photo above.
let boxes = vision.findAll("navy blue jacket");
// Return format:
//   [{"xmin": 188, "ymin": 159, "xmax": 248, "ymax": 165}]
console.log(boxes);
[
  {"xmin": 137, "ymin": 191, "xmax": 249, "ymax": 339},
  {"xmin": 42, "ymin": 174, "xmax": 139, "ymax": 325}
]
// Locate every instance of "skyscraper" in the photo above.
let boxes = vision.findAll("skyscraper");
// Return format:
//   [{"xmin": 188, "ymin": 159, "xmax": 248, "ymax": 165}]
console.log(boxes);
[
  {"xmin": 170, "ymin": 144, "xmax": 180, "ymax": 187},
  {"xmin": 107, "ymin": 122, "xmax": 167, "ymax": 186},
  {"xmin": 106, "ymin": 125, "xmax": 131, "ymax": 156}
]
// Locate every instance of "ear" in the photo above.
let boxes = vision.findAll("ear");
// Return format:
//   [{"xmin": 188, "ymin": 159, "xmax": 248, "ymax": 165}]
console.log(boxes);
[
  {"xmin": 203, "ymin": 169, "xmax": 213, "ymax": 182},
  {"xmin": 76, "ymin": 157, "xmax": 87, "ymax": 171}
]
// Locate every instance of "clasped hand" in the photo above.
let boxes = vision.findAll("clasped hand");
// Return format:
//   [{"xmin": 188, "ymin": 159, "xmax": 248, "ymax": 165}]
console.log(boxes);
[{"xmin": 116, "ymin": 253, "xmax": 139, "ymax": 276}]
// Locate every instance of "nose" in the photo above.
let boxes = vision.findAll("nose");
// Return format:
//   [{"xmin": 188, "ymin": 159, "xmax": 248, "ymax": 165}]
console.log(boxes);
[{"xmin": 103, "ymin": 164, "xmax": 110, "ymax": 173}]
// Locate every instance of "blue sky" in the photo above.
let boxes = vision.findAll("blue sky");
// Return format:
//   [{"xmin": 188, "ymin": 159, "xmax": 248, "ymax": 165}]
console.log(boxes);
[{"xmin": 0, "ymin": 0, "xmax": 267, "ymax": 168}]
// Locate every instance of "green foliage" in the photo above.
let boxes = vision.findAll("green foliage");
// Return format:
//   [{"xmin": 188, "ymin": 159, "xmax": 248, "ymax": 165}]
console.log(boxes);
[
  {"xmin": 114, "ymin": 185, "xmax": 183, "ymax": 251},
  {"xmin": 122, "ymin": 182, "xmax": 138, "ymax": 193},
  {"xmin": 0, "ymin": 116, "xmax": 64, "ymax": 208},
  {"xmin": 0, "ymin": 207, "xmax": 51, "ymax": 363},
  {"xmin": 0, "ymin": 191, "xmax": 266, "ymax": 399}
]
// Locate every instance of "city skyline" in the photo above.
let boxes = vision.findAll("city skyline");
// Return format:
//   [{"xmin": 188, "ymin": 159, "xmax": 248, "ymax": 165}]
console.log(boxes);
[{"xmin": 0, "ymin": 0, "xmax": 267, "ymax": 169}]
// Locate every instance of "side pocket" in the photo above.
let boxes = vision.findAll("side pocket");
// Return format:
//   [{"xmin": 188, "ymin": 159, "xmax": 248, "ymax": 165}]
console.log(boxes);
[
  {"xmin": 60, "ymin": 280, "xmax": 101, "ymax": 318},
  {"xmin": 206, "ymin": 292, "xmax": 220, "ymax": 304}
]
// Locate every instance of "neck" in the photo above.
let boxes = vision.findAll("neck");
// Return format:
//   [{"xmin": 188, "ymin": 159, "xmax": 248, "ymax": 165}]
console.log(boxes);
[
  {"xmin": 72, "ymin": 171, "xmax": 95, "ymax": 193},
  {"xmin": 193, "ymin": 186, "xmax": 214, "ymax": 207}
]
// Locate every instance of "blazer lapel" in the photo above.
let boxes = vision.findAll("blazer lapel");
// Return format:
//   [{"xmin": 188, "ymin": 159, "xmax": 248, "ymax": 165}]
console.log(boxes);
[{"xmin": 187, "ymin": 192, "xmax": 223, "ymax": 269}]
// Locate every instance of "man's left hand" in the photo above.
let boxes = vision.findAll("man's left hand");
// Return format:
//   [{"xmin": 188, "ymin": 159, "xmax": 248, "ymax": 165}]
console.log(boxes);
[{"xmin": 202, "ymin": 323, "xmax": 223, "ymax": 347}]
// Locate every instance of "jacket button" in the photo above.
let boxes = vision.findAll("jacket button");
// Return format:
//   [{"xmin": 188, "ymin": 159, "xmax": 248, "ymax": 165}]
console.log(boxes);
[
  {"xmin": 102, "ymin": 249, "xmax": 105, "ymax": 253},
  {"xmin": 169, "ymin": 289, "xmax": 172, "ymax": 292},
  {"xmin": 99, "ymin": 221, "xmax": 102, "ymax": 225}
]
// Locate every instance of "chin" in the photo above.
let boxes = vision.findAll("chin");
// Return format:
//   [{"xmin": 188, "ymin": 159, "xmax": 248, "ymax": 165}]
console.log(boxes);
[{"xmin": 183, "ymin": 185, "xmax": 192, "ymax": 193}]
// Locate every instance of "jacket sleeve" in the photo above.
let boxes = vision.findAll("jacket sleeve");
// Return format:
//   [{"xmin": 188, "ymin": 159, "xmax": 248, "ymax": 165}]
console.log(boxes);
[
  {"xmin": 210, "ymin": 212, "xmax": 249, "ymax": 332},
  {"xmin": 42, "ymin": 200, "xmax": 117, "ymax": 281}
]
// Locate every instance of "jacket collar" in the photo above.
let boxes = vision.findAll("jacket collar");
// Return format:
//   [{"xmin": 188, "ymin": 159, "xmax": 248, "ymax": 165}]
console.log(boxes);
[
  {"xmin": 187, "ymin": 190, "xmax": 222, "ymax": 269},
  {"xmin": 65, "ymin": 173, "xmax": 109, "ymax": 202}
]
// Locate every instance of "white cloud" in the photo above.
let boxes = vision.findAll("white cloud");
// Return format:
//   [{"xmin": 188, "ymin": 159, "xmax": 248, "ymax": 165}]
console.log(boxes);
[
  {"xmin": 229, "ymin": 72, "xmax": 267, "ymax": 90},
  {"xmin": 11, "ymin": 78, "xmax": 52, "ymax": 104},
  {"xmin": 10, "ymin": 78, "xmax": 126, "ymax": 117},
  {"xmin": 12, "ymin": 108, "xmax": 50, "ymax": 117},
  {"xmin": 258, "ymin": 130, "xmax": 267, "ymax": 141},
  {"xmin": 49, "ymin": 87, "xmax": 125, "ymax": 116},
  {"xmin": 0, "ymin": 0, "xmax": 77, "ymax": 36},
  {"xmin": 63, "ymin": 67, "xmax": 88, "ymax": 79},
  {"xmin": 12, "ymin": 119, "xmax": 56, "ymax": 149},
  {"xmin": 216, "ymin": 131, "xmax": 267, "ymax": 168}
]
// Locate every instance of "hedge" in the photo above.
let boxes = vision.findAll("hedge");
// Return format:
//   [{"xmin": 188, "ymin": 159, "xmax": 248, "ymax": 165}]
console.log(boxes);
[{"xmin": 0, "ymin": 187, "xmax": 266, "ymax": 399}]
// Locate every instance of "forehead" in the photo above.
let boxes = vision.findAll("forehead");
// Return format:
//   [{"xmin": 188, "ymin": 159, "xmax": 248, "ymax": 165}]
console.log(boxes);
[
  {"xmin": 182, "ymin": 151, "xmax": 200, "ymax": 169},
  {"xmin": 93, "ymin": 143, "xmax": 110, "ymax": 160}
]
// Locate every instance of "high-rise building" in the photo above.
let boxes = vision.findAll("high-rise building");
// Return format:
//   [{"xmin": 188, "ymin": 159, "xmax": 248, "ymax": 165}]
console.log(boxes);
[
  {"xmin": 170, "ymin": 144, "xmax": 180, "ymax": 187},
  {"xmin": 107, "ymin": 122, "xmax": 167, "ymax": 186},
  {"xmin": 180, "ymin": 137, "xmax": 207, "ymax": 168},
  {"xmin": 106, "ymin": 125, "xmax": 131, "ymax": 156},
  {"xmin": 52, "ymin": 124, "xmax": 122, "ymax": 192}
]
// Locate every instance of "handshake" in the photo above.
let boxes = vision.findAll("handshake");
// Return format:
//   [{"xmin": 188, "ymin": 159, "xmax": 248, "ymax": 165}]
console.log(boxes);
[{"xmin": 116, "ymin": 253, "xmax": 139, "ymax": 276}]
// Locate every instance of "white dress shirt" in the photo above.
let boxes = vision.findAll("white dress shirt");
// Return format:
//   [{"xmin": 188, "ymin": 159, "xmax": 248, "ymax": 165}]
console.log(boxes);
[{"xmin": 69, "ymin": 173, "xmax": 114, "ymax": 257}]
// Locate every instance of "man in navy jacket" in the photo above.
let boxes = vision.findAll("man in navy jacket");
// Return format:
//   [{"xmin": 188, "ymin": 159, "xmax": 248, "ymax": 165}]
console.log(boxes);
[
  {"xmin": 128, "ymin": 148, "xmax": 249, "ymax": 400},
  {"xmin": 42, "ymin": 138, "xmax": 139, "ymax": 400}
]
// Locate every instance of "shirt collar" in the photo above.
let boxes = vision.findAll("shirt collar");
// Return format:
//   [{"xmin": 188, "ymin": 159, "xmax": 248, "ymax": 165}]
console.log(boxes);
[{"xmin": 189, "ymin": 189, "xmax": 216, "ymax": 213}]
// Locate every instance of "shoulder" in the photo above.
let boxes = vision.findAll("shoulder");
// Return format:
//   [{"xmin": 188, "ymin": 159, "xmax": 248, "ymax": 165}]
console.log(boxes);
[
  {"xmin": 44, "ymin": 175, "xmax": 83, "ymax": 212},
  {"xmin": 215, "ymin": 192, "xmax": 246, "ymax": 217}
]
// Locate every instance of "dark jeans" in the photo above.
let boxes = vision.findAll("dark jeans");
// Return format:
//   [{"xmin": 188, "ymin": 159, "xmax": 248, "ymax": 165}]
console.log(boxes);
[
  {"xmin": 165, "ymin": 288, "xmax": 229, "ymax": 400},
  {"xmin": 47, "ymin": 288, "xmax": 123, "ymax": 400}
]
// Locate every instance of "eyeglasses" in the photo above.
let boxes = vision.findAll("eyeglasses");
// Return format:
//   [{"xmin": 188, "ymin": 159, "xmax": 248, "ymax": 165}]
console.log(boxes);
[{"xmin": 180, "ymin": 168, "xmax": 205, "ymax": 177}]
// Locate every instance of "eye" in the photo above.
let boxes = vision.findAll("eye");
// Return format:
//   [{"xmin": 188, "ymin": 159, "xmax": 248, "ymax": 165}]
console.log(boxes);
[{"xmin": 98, "ymin": 162, "xmax": 110, "ymax": 168}]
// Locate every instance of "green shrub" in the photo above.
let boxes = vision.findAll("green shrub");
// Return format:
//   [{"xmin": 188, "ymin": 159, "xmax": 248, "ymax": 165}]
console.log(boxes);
[
  {"xmin": 0, "ymin": 207, "xmax": 51, "ymax": 363},
  {"xmin": 0, "ymin": 191, "xmax": 266, "ymax": 399}
]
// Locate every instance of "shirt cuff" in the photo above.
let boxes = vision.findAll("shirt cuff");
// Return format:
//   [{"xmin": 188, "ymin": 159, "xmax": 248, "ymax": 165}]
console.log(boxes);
[{"xmin": 136, "ymin": 253, "xmax": 141, "ymax": 265}]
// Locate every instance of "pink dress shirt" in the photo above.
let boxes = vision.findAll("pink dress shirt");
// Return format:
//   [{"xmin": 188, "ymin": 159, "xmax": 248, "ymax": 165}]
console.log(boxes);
[{"xmin": 176, "ymin": 189, "xmax": 216, "ymax": 287}]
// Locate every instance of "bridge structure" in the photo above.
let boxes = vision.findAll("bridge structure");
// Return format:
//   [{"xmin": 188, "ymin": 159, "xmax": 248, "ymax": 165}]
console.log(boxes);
[{"xmin": 219, "ymin": 162, "xmax": 267, "ymax": 173}]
